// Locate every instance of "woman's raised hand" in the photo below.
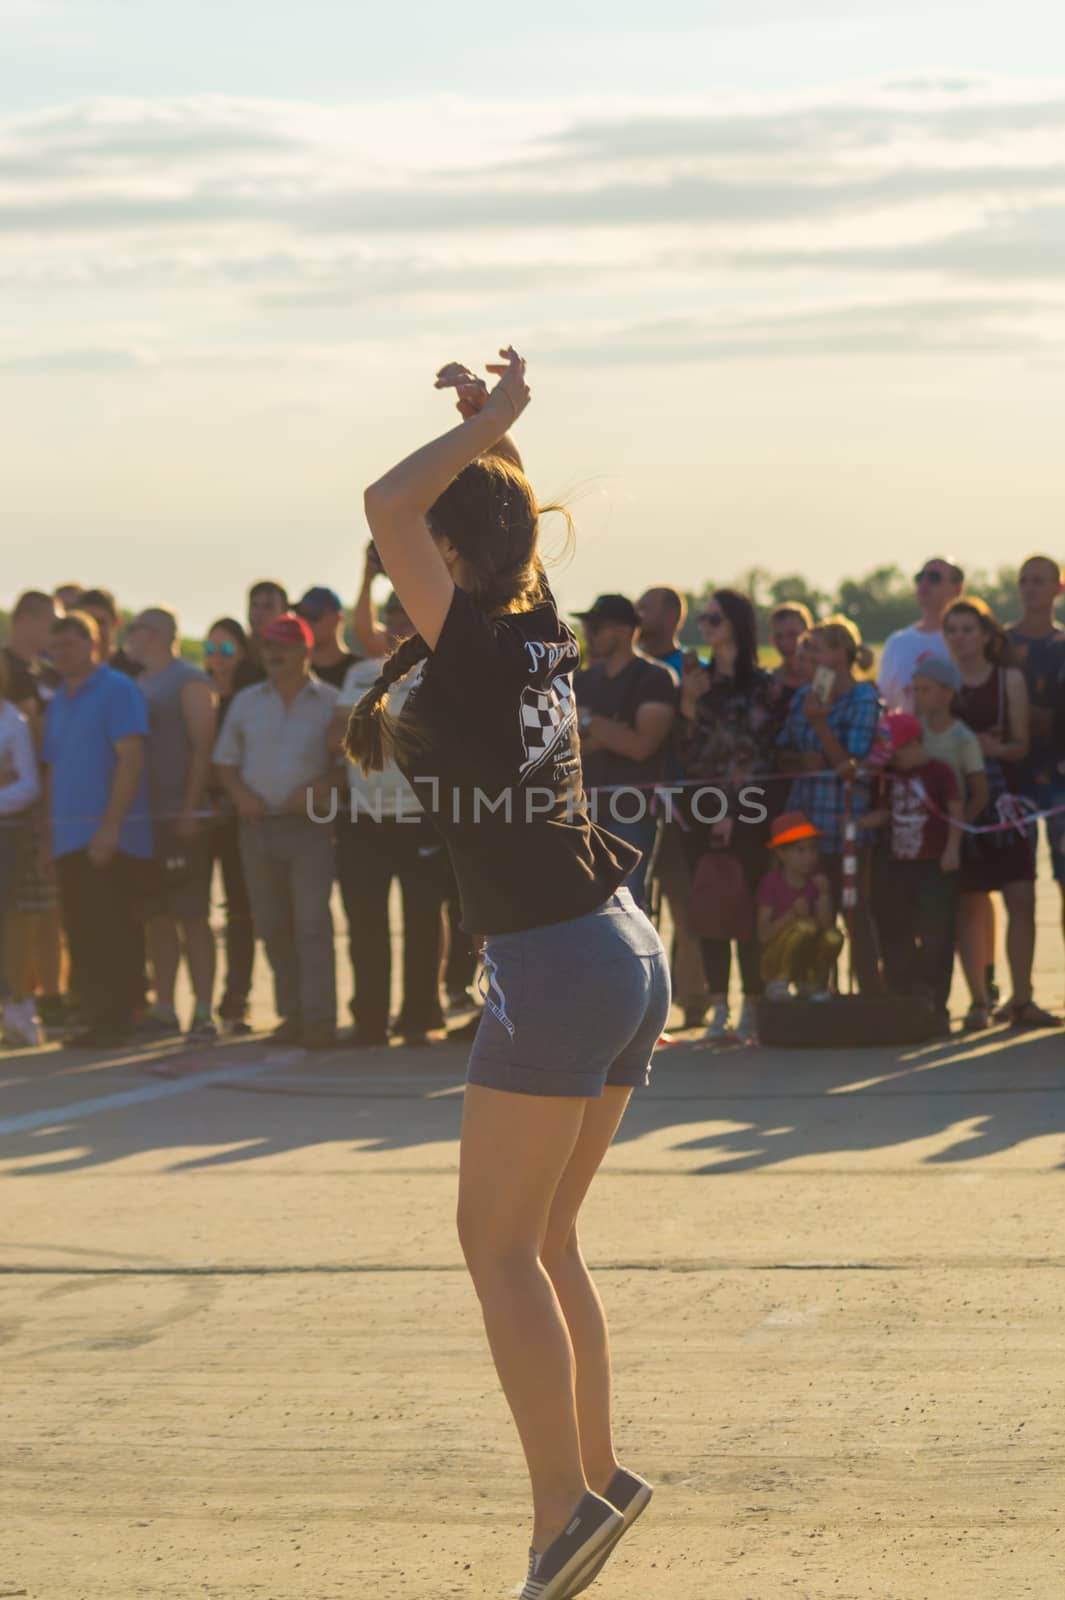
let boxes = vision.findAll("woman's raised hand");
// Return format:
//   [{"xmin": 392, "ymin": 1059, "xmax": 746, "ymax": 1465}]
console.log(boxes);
[
  {"xmin": 435, "ymin": 348, "xmax": 530, "ymax": 429},
  {"xmin": 434, "ymin": 361, "xmax": 489, "ymax": 419},
  {"xmin": 484, "ymin": 346, "xmax": 531, "ymax": 426}
]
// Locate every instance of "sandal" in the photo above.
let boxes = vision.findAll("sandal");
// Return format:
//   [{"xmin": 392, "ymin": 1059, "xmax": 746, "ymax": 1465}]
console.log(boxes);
[
  {"xmin": 1009, "ymin": 1000, "xmax": 1063, "ymax": 1031},
  {"xmin": 961, "ymin": 1003, "xmax": 990, "ymax": 1032}
]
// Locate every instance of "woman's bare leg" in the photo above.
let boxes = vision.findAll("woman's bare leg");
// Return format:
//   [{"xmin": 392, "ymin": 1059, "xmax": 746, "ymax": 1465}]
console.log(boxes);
[
  {"xmin": 1002, "ymin": 879, "xmax": 1036, "ymax": 1006},
  {"xmin": 957, "ymin": 892, "xmax": 989, "ymax": 1005},
  {"xmin": 457, "ymin": 1084, "xmax": 590, "ymax": 1553},
  {"xmin": 540, "ymin": 1087, "xmax": 632, "ymax": 1495}
]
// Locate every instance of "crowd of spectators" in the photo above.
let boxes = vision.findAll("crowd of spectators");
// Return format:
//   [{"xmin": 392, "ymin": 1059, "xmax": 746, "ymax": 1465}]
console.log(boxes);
[{"xmin": 1, "ymin": 549, "xmax": 1064, "ymax": 1052}]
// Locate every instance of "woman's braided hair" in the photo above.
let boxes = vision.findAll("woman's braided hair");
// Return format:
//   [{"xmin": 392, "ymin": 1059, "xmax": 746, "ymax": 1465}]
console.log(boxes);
[{"xmin": 343, "ymin": 454, "xmax": 554, "ymax": 773}]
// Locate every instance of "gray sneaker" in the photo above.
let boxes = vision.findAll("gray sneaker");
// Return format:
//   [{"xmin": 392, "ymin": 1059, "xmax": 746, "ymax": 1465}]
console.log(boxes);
[
  {"xmin": 517, "ymin": 1493, "xmax": 622, "ymax": 1600},
  {"xmin": 566, "ymin": 1469, "xmax": 653, "ymax": 1597},
  {"xmin": 701, "ymin": 1002, "xmax": 732, "ymax": 1043}
]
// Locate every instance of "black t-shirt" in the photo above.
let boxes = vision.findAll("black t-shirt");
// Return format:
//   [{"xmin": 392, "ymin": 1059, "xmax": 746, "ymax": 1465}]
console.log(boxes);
[
  {"xmin": 313, "ymin": 651, "xmax": 360, "ymax": 689},
  {"xmin": 1007, "ymin": 624, "xmax": 1065, "ymax": 781},
  {"xmin": 233, "ymin": 656, "xmax": 267, "ymax": 692},
  {"xmin": 397, "ymin": 584, "xmax": 639, "ymax": 935},
  {"xmin": 110, "ymin": 647, "xmax": 143, "ymax": 679},
  {"xmin": 574, "ymin": 655, "xmax": 677, "ymax": 791},
  {"xmin": 2, "ymin": 645, "xmax": 59, "ymax": 712}
]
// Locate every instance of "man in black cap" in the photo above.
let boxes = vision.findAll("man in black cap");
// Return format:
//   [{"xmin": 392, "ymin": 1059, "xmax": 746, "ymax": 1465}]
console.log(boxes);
[
  {"xmin": 295, "ymin": 585, "xmax": 359, "ymax": 688},
  {"xmin": 572, "ymin": 594, "xmax": 678, "ymax": 907}
]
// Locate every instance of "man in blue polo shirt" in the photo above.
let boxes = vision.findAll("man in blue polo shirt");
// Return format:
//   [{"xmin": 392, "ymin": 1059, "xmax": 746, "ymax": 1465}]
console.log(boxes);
[{"xmin": 42, "ymin": 612, "xmax": 152, "ymax": 1047}]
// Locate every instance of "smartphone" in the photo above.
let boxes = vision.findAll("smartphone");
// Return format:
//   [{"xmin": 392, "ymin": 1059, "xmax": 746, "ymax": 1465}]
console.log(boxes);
[{"xmin": 812, "ymin": 665, "xmax": 834, "ymax": 704}]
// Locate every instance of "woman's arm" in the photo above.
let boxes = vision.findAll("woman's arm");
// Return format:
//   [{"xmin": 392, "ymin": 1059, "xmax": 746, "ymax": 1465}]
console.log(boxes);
[
  {"xmin": 964, "ymin": 769, "xmax": 990, "ymax": 822},
  {"xmin": 803, "ymin": 696, "xmax": 854, "ymax": 774},
  {"xmin": 364, "ymin": 349, "xmax": 530, "ymax": 650},
  {"xmin": 434, "ymin": 361, "xmax": 523, "ymax": 469},
  {"xmin": 997, "ymin": 668, "xmax": 1030, "ymax": 763},
  {"xmin": 0, "ymin": 710, "xmax": 40, "ymax": 815}
]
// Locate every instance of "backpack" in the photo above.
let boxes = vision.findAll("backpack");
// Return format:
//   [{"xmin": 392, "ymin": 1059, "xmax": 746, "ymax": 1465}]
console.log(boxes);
[{"xmin": 688, "ymin": 848, "xmax": 754, "ymax": 940}]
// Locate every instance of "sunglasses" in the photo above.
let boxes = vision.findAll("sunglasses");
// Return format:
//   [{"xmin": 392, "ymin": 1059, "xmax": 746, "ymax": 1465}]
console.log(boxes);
[
  {"xmin": 914, "ymin": 569, "xmax": 947, "ymax": 584},
  {"xmin": 297, "ymin": 607, "xmax": 325, "ymax": 623},
  {"xmin": 204, "ymin": 640, "xmax": 237, "ymax": 658},
  {"xmin": 698, "ymin": 610, "xmax": 725, "ymax": 627}
]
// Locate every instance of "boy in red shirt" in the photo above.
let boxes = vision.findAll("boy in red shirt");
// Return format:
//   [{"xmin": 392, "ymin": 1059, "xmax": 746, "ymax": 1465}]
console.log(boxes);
[{"xmin": 862, "ymin": 712, "xmax": 963, "ymax": 1034}]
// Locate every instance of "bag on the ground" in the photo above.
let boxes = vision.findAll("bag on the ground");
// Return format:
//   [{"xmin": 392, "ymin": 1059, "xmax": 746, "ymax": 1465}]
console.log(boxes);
[{"xmin": 755, "ymin": 993, "xmax": 937, "ymax": 1048}]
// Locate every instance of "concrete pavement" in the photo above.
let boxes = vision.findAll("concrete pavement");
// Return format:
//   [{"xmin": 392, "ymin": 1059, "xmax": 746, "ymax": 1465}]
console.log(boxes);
[{"xmin": 3, "ymin": 1011, "xmax": 1064, "ymax": 1599}]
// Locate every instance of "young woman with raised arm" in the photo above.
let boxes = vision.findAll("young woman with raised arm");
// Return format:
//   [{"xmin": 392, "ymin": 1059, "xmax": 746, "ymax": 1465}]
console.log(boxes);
[{"xmin": 344, "ymin": 350, "xmax": 670, "ymax": 1600}]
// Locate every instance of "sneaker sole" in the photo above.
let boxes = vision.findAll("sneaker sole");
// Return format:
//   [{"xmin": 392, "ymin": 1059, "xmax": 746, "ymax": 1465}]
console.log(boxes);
[
  {"xmin": 564, "ymin": 1484, "xmax": 653, "ymax": 1597},
  {"xmin": 522, "ymin": 1509, "xmax": 623, "ymax": 1600}
]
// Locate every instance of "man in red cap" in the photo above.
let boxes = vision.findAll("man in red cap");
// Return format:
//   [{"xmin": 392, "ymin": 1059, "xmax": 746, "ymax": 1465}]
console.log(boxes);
[
  {"xmin": 213, "ymin": 613, "xmax": 342, "ymax": 1047},
  {"xmin": 860, "ymin": 711, "xmax": 962, "ymax": 1034}
]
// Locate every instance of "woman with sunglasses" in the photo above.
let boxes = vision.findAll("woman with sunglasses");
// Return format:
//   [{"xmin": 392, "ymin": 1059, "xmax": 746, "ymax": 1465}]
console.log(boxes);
[
  {"xmin": 678, "ymin": 590, "xmax": 783, "ymax": 1044},
  {"xmin": 204, "ymin": 618, "xmax": 255, "ymax": 1033}
]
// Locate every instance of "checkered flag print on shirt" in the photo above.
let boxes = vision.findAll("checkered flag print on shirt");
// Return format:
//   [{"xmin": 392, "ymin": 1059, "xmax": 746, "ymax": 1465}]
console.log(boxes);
[{"xmin": 518, "ymin": 674, "xmax": 574, "ymax": 777}]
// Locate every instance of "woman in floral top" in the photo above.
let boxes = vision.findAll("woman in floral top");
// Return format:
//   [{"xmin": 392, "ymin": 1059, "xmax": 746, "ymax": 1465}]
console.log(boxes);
[
  {"xmin": 776, "ymin": 614, "xmax": 883, "ymax": 993},
  {"xmin": 677, "ymin": 588, "xmax": 786, "ymax": 1044}
]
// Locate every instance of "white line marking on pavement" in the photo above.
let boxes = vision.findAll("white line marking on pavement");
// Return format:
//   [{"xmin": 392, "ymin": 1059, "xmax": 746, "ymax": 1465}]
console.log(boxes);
[{"xmin": 0, "ymin": 1053, "xmax": 303, "ymax": 1137}]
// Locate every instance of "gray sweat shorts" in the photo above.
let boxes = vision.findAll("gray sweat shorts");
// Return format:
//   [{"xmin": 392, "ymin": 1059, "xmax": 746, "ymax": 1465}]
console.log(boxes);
[{"xmin": 466, "ymin": 885, "xmax": 672, "ymax": 1098}]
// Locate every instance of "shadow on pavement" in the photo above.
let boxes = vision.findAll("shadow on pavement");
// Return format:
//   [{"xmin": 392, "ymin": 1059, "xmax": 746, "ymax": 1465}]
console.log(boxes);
[{"xmin": 2, "ymin": 1019, "xmax": 1063, "ymax": 1178}]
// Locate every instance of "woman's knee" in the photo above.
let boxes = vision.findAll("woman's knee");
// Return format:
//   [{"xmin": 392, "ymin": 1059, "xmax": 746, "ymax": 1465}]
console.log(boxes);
[
  {"xmin": 456, "ymin": 1199, "xmax": 540, "ymax": 1277},
  {"xmin": 1004, "ymin": 879, "xmax": 1035, "ymax": 915},
  {"xmin": 540, "ymin": 1222, "xmax": 580, "ymax": 1278}
]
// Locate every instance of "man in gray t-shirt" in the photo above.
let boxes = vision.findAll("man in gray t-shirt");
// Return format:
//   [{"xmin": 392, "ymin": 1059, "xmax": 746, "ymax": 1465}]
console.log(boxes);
[{"xmin": 125, "ymin": 608, "xmax": 219, "ymax": 1038}]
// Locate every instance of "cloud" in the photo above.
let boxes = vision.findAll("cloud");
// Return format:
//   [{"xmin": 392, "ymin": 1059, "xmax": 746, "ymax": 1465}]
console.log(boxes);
[
  {"xmin": 4, "ymin": 162, "xmax": 1065, "ymax": 241},
  {"xmin": 543, "ymin": 296, "xmax": 1062, "ymax": 364},
  {"xmin": 4, "ymin": 81, "xmax": 1065, "ymax": 363},
  {"xmin": 530, "ymin": 89, "xmax": 1065, "ymax": 168},
  {"xmin": 735, "ymin": 204, "xmax": 1065, "ymax": 281},
  {"xmin": 0, "ymin": 346, "xmax": 150, "ymax": 373}
]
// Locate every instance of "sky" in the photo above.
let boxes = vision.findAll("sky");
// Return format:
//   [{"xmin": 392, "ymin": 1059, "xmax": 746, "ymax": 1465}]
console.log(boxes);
[{"xmin": 4, "ymin": 0, "xmax": 1065, "ymax": 632}]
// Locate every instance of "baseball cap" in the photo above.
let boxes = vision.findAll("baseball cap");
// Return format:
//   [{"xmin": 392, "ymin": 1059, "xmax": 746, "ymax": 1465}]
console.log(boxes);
[
  {"xmin": 882, "ymin": 711, "xmax": 924, "ymax": 750},
  {"xmin": 769, "ymin": 811, "xmax": 821, "ymax": 848},
  {"xmin": 911, "ymin": 655, "xmax": 961, "ymax": 692},
  {"xmin": 572, "ymin": 594, "xmax": 639, "ymax": 628},
  {"xmin": 296, "ymin": 585, "xmax": 343, "ymax": 617},
  {"xmin": 262, "ymin": 612, "xmax": 314, "ymax": 649}
]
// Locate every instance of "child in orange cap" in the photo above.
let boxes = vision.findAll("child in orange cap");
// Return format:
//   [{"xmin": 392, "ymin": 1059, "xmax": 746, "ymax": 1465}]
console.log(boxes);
[{"xmin": 756, "ymin": 812, "xmax": 844, "ymax": 999}]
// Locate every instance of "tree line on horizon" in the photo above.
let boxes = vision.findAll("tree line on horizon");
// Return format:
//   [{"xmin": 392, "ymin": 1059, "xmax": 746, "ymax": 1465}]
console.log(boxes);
[
  {"xmin": 679, "ymin": 562, "xmax": 1022, "ymax": 648},
  {"xmin": 0, "ymin": 561, "xmax": 1025, "ymax": 663}
]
